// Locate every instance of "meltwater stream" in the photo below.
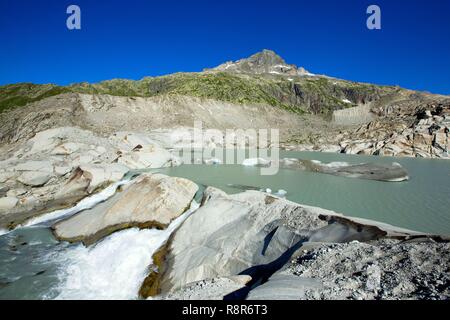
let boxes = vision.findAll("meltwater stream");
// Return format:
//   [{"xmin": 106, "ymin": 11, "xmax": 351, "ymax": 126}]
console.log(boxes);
[
  {"xmin": 51, "ymin": 200, "xmax": 199, "ymax": 300},
  {"xmin": 0, "ymin": 172, "xmax": 199, "ymax": 300},
  {"xmin": 0, "ymin": 177, "xmax": 135, "ymax": 299}
]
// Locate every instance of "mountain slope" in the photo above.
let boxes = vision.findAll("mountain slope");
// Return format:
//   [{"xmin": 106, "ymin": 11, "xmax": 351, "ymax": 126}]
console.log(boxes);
[
  {"xmin": 1, "ymin": 73, "xmax": 404, "ymax": 116},
  {"xmin": 0, "ymin": 83, "xmax": 69, "ymax": 113},
  {"xmin": 0, "ymin": 50, "xmax": 421, "ymax": 116}
]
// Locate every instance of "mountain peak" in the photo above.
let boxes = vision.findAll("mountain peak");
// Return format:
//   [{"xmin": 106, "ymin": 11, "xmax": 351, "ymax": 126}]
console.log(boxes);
[
  {"xmin": 249, "ymin": 49, "xmax": 287, "ymax": 65},
  {"xmin": 210, "ymin": 49, "xmax": 312, "ymax": 76}
]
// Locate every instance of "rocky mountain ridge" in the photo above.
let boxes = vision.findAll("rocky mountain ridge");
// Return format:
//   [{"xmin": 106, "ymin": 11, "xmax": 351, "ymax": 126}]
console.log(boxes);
[{"xmin": 207, "ymin": 49, "xmax": 313, "ymax": 76}]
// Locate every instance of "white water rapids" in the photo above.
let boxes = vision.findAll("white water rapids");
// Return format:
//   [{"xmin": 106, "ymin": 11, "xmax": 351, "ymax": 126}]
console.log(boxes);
[{"xmin": 48, "ymin": 200, "xmax": 199, "ymax": 300}]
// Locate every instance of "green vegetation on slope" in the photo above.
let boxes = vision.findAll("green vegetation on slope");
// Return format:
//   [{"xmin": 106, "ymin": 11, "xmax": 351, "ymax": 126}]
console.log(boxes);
[
  {"xmin": 0, "ymin": 73, "xmax": 401, "ymax": 115},
  {"xmin": 69, "ymin": 73, "xmax": 399, "ymax": 114},
  {"xmin": 0, "ymin": 83, "xmax": 69, "ymax": 113}
]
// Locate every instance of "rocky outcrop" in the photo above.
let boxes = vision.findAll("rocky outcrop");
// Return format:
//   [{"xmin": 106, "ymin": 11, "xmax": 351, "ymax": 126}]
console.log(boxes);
[
  {"xmin": 307, "ymin": 102, "xmax": 449, "ymax": 159},
  {"xmin": 110, "ymin": 132, "xmax": 178, "ymax": 169},
  {"xmin": 14, "ymin": 161, "xmax": 54, "ymax": 187},
  {"xmin": 57, "ymin": 164, "xmax": 129, "ymax": 197},
  {"xmin": 154, "ymin": 188, "xmax": 318, "ymax": 294},
  {"xmin": 151, "ymin": 187, "xmax": 447, "ymax": 300},
  {"xmin": 281, "ymin": 100, "xmax": 450, "ymax": 159},
  {"xmin": 150, "ymin": 187, "xmax": 440, "ymax": 299},
  {"xmin": 53, "ymin": 173, "xmax": 198, "ymax": 245},
  {"xmin": 0, "ymin": 126, "xmax": 184, "ymax": 230},
  {"xmin": 340, "ymin": 104, "xmax": 449, "ymax": 158},
  {"xmin": 0, "ymin": 128, "xmax": 117, "ymax": 228},
  {"xmin": 0, "ymin": 197, "xmax": 18, "ymax": 211}
]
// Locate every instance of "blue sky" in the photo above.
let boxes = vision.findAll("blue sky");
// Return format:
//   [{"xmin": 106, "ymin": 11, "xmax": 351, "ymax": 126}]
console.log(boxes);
[{"xmin": 0, "ymin": 0, "xmax": 449, "ymax": 94}]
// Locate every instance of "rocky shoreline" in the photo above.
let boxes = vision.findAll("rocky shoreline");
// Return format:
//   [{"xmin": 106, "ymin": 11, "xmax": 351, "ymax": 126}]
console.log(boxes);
[
  {"xmin": 0, "ymin": 127, "xmax": 180, "ymax": 230},
  {"xmin": 0, "ymin": 123, "xmax": 418, "ymax": 232},
  {"xmin": 3, "ymin": 168, "xmax": 444, "ymax": 300},
  {"xmin": 141, "ymin": 186, "xmax": 448, "ymax": 300},
  {"xmin": 0, "ymin": 126, "xmax": 447, "ymax": 301},
  {"xmin": 283, "ymin": 102, "xmax": 450, "ymax": 159}
]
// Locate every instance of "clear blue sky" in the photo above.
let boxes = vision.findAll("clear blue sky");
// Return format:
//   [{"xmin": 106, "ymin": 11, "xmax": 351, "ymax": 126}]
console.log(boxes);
[{"xmin": 0, "ymin": 0, "xmax": 449, "ymax": 94}]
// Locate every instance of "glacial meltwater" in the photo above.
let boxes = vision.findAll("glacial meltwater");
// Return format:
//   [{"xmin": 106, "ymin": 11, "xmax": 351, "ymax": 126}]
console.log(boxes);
[{"xmin": 0, "ymin": 151, "xmax": 449, "ymax": 299}]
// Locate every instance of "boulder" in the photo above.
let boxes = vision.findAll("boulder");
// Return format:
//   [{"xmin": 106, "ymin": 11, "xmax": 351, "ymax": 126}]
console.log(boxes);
[
  {"xmin": 111, "ymin": 132, "xmax": 178, "ymax": 169},
  {"xmin": 28, "ymin": 129, "xmax": 61, "ymax": 154},
  {"xmin": 53, "ymin": 173, "xmax": 198, "ymax": 245},
  {"xmin": 17, "ymin": 171, "xmax": 52, "ymax": 187},
  {"xmin": 78, "ymin": 164, "xmax": 129, "ymax": 193},
  {"xmin": 6, "ymin": 188, "xmax": 27, "ymax": 197},
  {"xmin": 157, "ymin": 188, "xmax": 328, "ymax": 294},
  {"xmin": 382, "ymin": 143, "xmax": 406, "ymax": 157},
  {"xmin": 27, "ymin": 127, "xmax": 108, "ymax": 155},
  {"xmin": 57, "ymin": 164, "xmax": 129, "ymax": 197},
  {"xmin": 414, "ymin": 132, "xmax": 434, "ymax": 146},
  {"xmin": 434, "ymin": 132, "xmax": 448, "ymax": 150},
  {"xmin": 13, "ymin": 160, "xmax": 53, "ymax": 173},
  {"xmin": 0, "ymin": 197, "xmax": 18, "ymax": 212},
  {"xmin": 71, "ymin": 155, "xmax": 95, "ymax": 167},
  {"xmin": 12, "ymin": 160, "xmax": 54, "ymax": 186}
]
